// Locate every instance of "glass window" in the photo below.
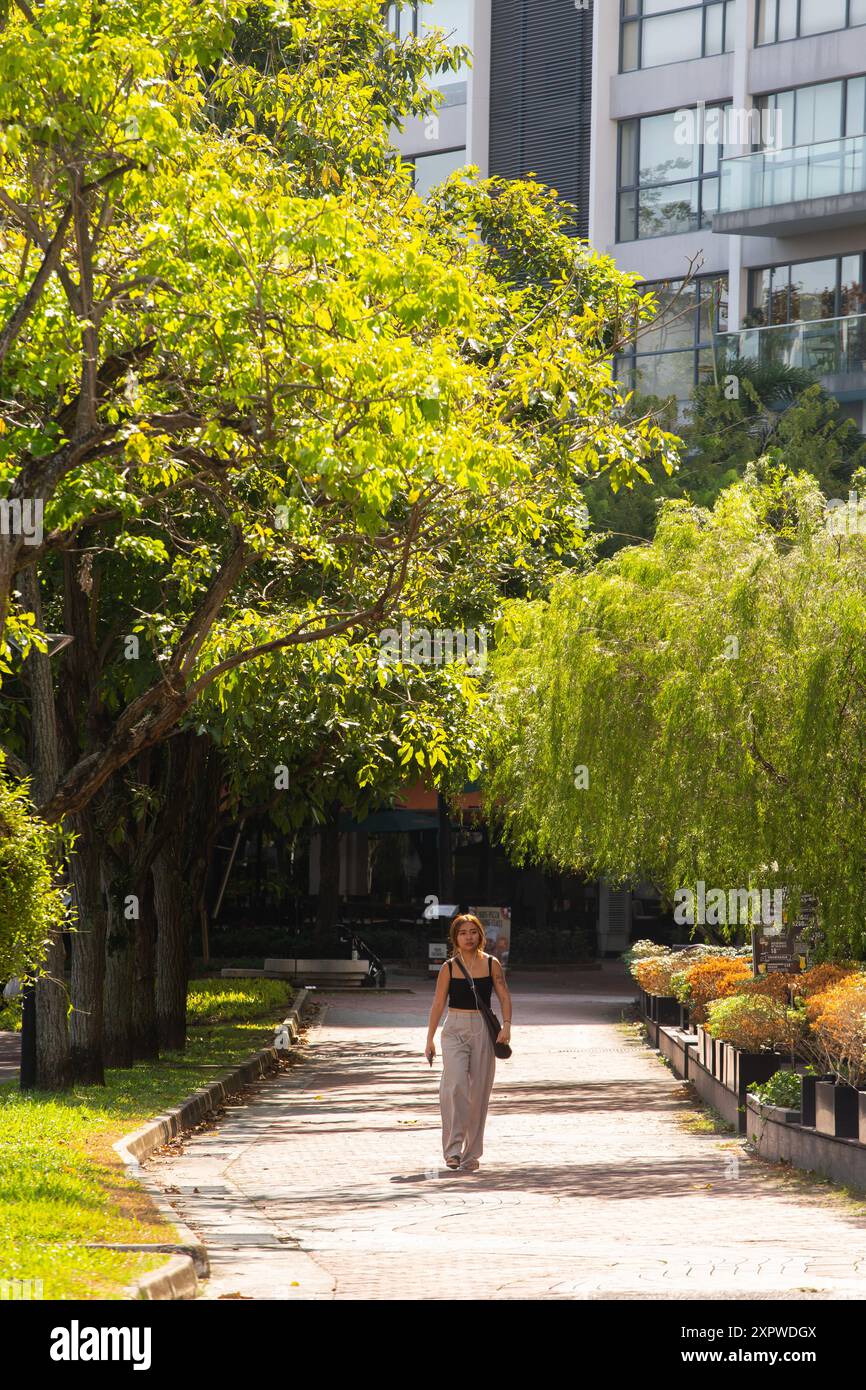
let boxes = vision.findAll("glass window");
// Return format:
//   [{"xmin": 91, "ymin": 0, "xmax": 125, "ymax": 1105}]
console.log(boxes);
[
  {"xmin": 421, "ymin": 0, "xmax": 470, "ymax": 49},
  {"xmin": 846, "ymin": 77, "xmax": 866, "ymax": 136},
  {"xmin": 639, "ymin": 111, "xmax": 699, "ymax": 184},
  {"xmin": 641, "ymin": 10, "xmax": 703, "ymax": 66},
  {"xmin": 759, "ymin": 79, "xmax": 852, "ymax": 152},
  {"xmin": 794, "ymin": 81, "xmax": 844, "ymax": 144},
  {"xmin": 620, "ymin": 120, "xmax": 638, "ymax": 186},
  {"xmin": 634, "ymin": 350, "xmax": 695, "ymax": 401},
  {"xmin": 621, "ymin": 275, "xmax": 728, "ymax": 408},
  {"xmin": 618, "ymin": 104, "xmax": 729, "ymax": 241},
  {"xmin": 618, "ymin": 189, "xmax": 638, "ymax": 242},
  {"xmin": 748, "ymin": 254, "xmax": 866, "ymax": 325},
  {"xmin": 620, "ymin": 0, "xmax": 730, "ymax": 72},
  {"xmin": 757, "ymin": 0, "xmax": 777, "ymax": 44},
  {"xmin": 639, "ymin": 183, "xmax": 700, "ymax": 238},
  {"xmin": 621, "ymin": 20, "xmax": 639, "ymax": 71},
  {"xmin": 758, "ymin": 0, "xmax": 866, "ymax": 41},
  {"xmin": 705, "ymin": 2, "xmax": 724, "ymax": 53},
  {"xmin": 791, "ymin": 258, "xmax": 839, "ymax": 319},
  {"xmin": 411, "ymin": 147, "xmax": 466, "ymax": 196},
  {"xmin": 640, "ymin": 282, "xmax": 699, "ymax": 354},
  {"xmin": 840, "ymin": 255, "xmax": 866, "ymax": 313},
  {"xmin": 748, "ymin": 269, "xmax": 772, "ymax": 326},
  {"xmin": 777, "ymin": 0, "xmax": 798, "ymax": 38},
  {"xmin": 799, "ymin": 0, "xmax": 848, "ymax": 35}
]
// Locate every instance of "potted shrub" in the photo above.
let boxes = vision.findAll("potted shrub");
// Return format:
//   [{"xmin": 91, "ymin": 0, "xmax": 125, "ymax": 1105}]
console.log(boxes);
[
  {"xmin": 633, "ymin": 947, "xmax": 712, "ymax": 1026},
  {"xmin": 674, "ymin": 954, "xmax": 752, "ymax": 1025},
  {"xmin": 704, "ymin": 994, "xmax": 806, "ymax": 1099},
  {"xmin": 749, "ymin": 1068, "xmax": 802, "ymax": 1124},
  {"xmin": 803, "ymin": 973, "xmax": 866, "ymax": 1140}
]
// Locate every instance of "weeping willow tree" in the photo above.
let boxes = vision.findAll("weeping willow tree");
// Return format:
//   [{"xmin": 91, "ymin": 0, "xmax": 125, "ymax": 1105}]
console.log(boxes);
[{"xmin": 484, "ymin": 463, "xmax": 866, "ymax": 958}]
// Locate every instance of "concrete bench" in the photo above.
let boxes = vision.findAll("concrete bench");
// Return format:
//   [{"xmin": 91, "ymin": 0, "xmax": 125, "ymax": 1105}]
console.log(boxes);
[
  {"xmin": 219, "ymin": 959, "xmax": 372, "ymax": 987},
  {"xmin": 265, "ymin": 958, "xmax": 370, "ymax": 986}
]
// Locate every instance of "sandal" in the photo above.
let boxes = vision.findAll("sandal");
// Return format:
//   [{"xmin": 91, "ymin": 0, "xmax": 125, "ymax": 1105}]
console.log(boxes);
[
  {"xmin": 445, "ymin": 1156, "xmax": 460, "ymax": 1169},
  {"xmin": 461, "ymin": 1158, "xmax": 480, "ymax": 1171}
]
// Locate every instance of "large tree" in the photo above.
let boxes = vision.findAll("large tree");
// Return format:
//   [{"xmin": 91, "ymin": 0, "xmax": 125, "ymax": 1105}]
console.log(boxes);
[
  {"xmin": 0, "ymin": 0, "xmax": 674, "ymax": 825},
  {"xmin": 0, "ymin": 0, "xmax": 676, "ymax": 1086},
  {"xmin": 486, "ymin": 463, "xmax": 866, "ymax": 959}
]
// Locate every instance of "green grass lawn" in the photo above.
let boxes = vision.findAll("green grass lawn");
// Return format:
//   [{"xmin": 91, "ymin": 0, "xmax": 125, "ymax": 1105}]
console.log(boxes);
[{"xmin": 0, "ymin": 978, "xmax": 294, "ymax": 1299}]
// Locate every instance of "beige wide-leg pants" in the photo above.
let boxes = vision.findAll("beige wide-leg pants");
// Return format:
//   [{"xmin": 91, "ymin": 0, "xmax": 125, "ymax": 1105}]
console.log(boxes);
[{"xmin": 439, "ymin": 1010, "xmax": 496, "ymax": 1163}]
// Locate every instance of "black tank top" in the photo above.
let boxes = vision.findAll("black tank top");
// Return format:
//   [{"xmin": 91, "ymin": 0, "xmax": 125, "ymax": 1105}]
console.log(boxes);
[{"xmin": 447, "ymin": 954, "xmax": 494, "ymax": 1010}]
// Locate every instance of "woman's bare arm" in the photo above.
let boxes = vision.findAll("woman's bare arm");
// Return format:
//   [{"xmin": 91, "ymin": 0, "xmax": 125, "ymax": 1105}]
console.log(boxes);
[
  {"xmin": 426, "ymin": 962, "xmax": 450, "ymax": 1057},
  {"xmin": 492, "ymin": 958, "xmax": 512, "ymax": 1030}
]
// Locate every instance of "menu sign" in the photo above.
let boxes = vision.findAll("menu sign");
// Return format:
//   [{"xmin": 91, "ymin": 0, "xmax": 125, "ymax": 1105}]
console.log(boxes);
[{"xmin": 752, "ymin": 893, "xmax": 817, "ymax": 974}]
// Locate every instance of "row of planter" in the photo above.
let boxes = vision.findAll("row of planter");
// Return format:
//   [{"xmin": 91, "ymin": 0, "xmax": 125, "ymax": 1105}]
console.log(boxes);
[{"xmin": 640, "ymin": 990, "xmax": 866, "ymax": 1145}]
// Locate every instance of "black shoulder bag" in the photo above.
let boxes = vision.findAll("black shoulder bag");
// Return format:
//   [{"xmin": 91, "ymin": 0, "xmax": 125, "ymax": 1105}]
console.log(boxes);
[{"xmin": 453, "ymin": 955, "xmax": 512, "ymax": 1059}]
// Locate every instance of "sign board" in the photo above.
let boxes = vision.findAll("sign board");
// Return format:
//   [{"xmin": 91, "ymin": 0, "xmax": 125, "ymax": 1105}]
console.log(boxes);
[
  {"xmin": 472, "ymin": 906, "xmax": 511, "ymax": 967},
  {"xmin": 753, "ymin": 929, "xmax": 808, "ymax": 974},
  {"xmin": 428, "ymin": 941, "xmax": 447, "ymax": 973},
  {"xmin": 751, "ymin": 892, "xmax": 817, "ymax": 974}
]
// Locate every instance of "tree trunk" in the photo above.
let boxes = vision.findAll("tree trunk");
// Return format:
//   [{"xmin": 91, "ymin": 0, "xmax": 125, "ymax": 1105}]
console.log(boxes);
[
  {"xmin": 35, "ymin": 930, "xmax": 71, "ymax": 1091},
  {"xmin": 102, "ymin": 857, "xmax": 135, "ymax": 1068},
  {"xmin": 437, "ymin": 793, "xmax": 454, "ymax": 900},
  {"xmin": 154, "ymin": 844, "xmax": 189, "ymax": 1052},
  {"xmin": 315, "ymin": 802, "xmax": 341, "ymax": 947},
  {"xmin": 68, "ymin": 817, "xmax": 106, "ymax": 1085},
  {"xmin": 132, "ymin": 872, "xmax": 159, "ymax": 1062}
]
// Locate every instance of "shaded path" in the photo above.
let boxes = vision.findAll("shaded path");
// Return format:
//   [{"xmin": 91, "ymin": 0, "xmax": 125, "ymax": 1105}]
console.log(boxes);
[{"xmin": 145, "ymin": 967, "xmax": 866, "ymax": 1299}]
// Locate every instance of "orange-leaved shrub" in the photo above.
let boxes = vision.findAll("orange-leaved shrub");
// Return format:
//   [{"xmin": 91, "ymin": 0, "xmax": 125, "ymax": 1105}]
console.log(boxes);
[
  {"xmin": 704, "ymin": 995, "xmax": 806, "ymax": 1053},
  {"xmin": 803, "ymin": 973, "xmax": 866, "ymax": 1088},
  {"xmin": 676, "ymin": 956, "xmax": 752, "ymax": 1023},
  {"xmin": 736, "ymin": 972, "xmax": 798, "ymax": 1003},
  {"xmin": 633, "ymin": 947, "xmax": 721, "ymax": 996},
  {"xmin": 794, "ymin": 963, "xmax": 859, "ymax": 999}
]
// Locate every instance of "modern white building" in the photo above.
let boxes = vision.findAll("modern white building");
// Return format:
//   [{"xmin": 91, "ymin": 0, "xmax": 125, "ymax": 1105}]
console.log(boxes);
[
  {"xmin": 394, "ymin": 2, "xmax": 866, "ymax": 424},
  {"xmin": 390, "ymin": 2, "xmax": 593, "ymax": 231},
  {"xmin": 590, "ymin": 0, "xmax": 866, "ymax": 422}
]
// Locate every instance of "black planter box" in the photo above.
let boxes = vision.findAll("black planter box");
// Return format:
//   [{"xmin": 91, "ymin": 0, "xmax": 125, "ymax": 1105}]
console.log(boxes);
[
  {"xmin": 815, "ymin": 1080, "xmax": 860, "ymax": 1139},
  {"xmin": 678, "ymin": 1004, "xmax": 692, "ymax": 1032},
  {"xmin": 801, "ymin": 1073, "xmax": 834, "ymax": 1127},
  {"xmin": 732, "ymin": 1049, "xmax": 784, "ymax": 1099},
  {"xmin": 656, "ymin": 995, "xmax": 680, "ymax": 1026},
  {"xmin": 644, "ymin": 993, "xmax": 679, "ymax": 1026}
]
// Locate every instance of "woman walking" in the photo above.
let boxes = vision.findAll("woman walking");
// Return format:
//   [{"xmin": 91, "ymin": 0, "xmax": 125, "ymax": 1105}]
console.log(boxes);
[{"xmin": 425, "ymin": 914, "xmax": 512, "ymax": 1171}]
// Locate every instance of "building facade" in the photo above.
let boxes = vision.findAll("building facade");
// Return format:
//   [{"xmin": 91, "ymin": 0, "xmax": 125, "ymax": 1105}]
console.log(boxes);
[
  {"xmin": 399, "ymin": 1, "xmax": 866, "ymax": 423},
  {"xmin": 590, "ymin": 0, "xmax": 866, "ymax": 421}
]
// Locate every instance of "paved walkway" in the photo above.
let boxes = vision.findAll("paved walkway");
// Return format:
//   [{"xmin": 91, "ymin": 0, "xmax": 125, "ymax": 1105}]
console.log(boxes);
[{"xmin": 145, "ymin": 967, "xmax": 866, "ymax": 1300}]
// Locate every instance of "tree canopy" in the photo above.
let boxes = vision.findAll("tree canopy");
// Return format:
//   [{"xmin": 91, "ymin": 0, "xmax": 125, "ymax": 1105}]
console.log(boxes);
[
  {"xmin": 0, "ymin": 0, "xmax": 676, "ymax": 827},
  {"xmin": 485, "ymin": 464, "xmax": 866, "ymax": 958}
]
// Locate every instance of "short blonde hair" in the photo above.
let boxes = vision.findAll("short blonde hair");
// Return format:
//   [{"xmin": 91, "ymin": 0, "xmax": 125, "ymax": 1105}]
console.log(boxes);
[{"xmin": 448, "ymin": 913, "xmax": 486, "ymax": 957}]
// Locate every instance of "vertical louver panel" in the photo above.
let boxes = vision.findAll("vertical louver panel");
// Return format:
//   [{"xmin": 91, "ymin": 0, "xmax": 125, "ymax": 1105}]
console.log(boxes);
[{"xmin": 488, "ymin": 0, "xmax": 593, "ymax": 237}]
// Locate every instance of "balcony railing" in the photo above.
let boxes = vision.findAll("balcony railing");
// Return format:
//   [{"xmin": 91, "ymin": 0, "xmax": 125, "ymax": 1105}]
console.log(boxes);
[
  {"xmin": 719, "ymin": 134, "xmax": 866, "ymax": 215},
  {"xmin": 721, "ymin": 313, "xmax": 866, "ymax": 377}
]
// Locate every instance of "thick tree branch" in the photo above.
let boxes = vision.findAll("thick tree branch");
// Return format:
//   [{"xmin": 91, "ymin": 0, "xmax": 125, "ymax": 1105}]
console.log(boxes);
[{"xmin": 0, "ymin": 208, "xmax": 73, "ymax": 367}]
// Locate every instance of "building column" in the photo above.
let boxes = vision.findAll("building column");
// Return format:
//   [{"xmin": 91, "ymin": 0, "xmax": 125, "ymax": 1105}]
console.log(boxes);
[
  {"xmin": 726, "ymin": 0, "xmax": 757, "ymax": 328},
  {"xmin": 467, "ymin": 0, "xmax": 492, "ymax": 176}
]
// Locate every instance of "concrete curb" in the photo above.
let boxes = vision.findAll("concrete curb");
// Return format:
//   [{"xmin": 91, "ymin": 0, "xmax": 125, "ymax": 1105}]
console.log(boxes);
[
  {"xmin": 116, "ymin": 988, "xmax": 310, "ymax": 1301},
  {"xmin": 128, "ymin": 1253, "xmax": 198, "ymax": 1302}
]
